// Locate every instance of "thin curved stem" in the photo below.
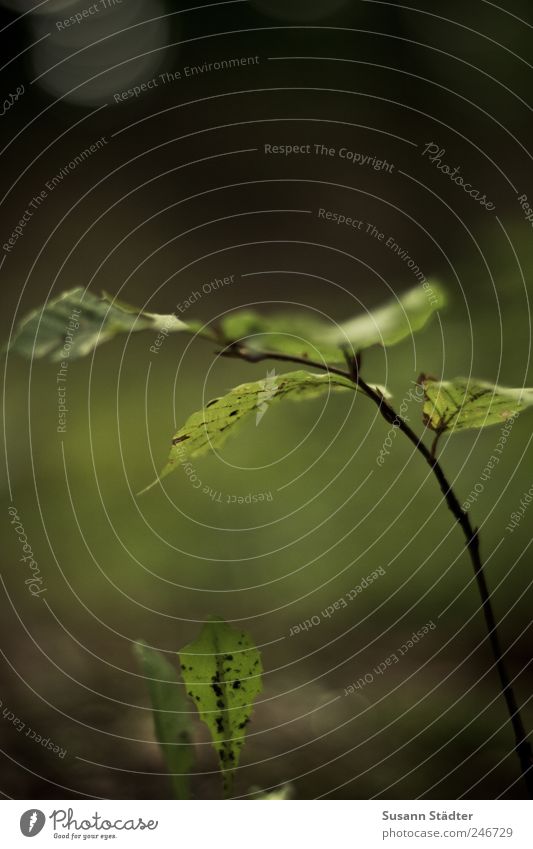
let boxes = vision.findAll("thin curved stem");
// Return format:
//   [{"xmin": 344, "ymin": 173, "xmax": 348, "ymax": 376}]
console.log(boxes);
[
  {"xmin": 218, "ymin": 344, "xmax": 353, "ymax": 381},
  {"xmin": 218, "ymin": 343, "xmax": 533, "ymax": 797}
]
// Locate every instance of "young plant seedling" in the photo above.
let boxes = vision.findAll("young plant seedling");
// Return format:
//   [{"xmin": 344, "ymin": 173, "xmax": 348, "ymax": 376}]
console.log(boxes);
[
  {"xmin": 135, "ymin": 618, "xmax": 263, "ymax": 799},
  {"xmin": 10, "ymin": 282, "xmax": 533, "ymax": 797}
]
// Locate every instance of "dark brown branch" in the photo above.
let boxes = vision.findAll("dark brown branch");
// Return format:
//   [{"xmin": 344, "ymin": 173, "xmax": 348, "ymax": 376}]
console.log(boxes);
[
  {"xmin": 430, "ymin": 430, "xmax": 443, "ymax": 460},
  {"xmin": 218, "ymin": 344, "xmax": 353, "ymax": 381},
  {"xmin": 350, "ymin": 366, "xmax": 533, "ymax": 798}
]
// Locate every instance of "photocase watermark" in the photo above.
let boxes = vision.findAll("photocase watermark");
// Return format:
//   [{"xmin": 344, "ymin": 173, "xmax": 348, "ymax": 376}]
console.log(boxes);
[
  {"xmin": 256, "ymin": 369, "xmax": 278, "ymax": 425},
  {"xmin": 1, "ymin": 83, "xmax": 25, "ymax": 118},
  {"xmin": 150, "ymin": 274, "xmax": 235, "ymax": 354},
  {"xmin": 335, "ymin": 146, "xmax": 394, "ymax": 172},
  {"xmin": 19, "ymin": 807, "xmax": 159, "ymax": 838},
  {"xmin": 318, "ymin": 209, "xmax": 436, "ymax": 298},
  {"xmin": 517, "ymin": 193, "xmax": 533, "ymax": 229},
  {"xmin": 56, "ymin": 0, "xmax": 123, "ymax": 30},
  {"xmin": 366, "ymin": 223, "xmax": 438, "ymax": 300},
  {"xmin": 20, "ymin": 810, "xmax": 46, "ymax": 837},
  {"xmin": 3, "ymin": 190, "xmax": 47, "ymax": 254},
  {"xmin": 180, "ymin": 460, "xmax": 273, "ymax": 505},
  {"xmin": 3, "ymin": 137, "xmax": 108, "ymax": 254},
  {"xmin": 376, "ymin": 383, "xmax": 426, "ymax": 466},
  {"xmin": 56, "ymin": 307, "xmax": 82, "ymax": 434},
  {"xmin": 45, "ymin": 137, "xmax": 108, "ymax": 193},
  {"xmin": 113, "ymin": 56, "xmax": 261, "ymax": 103},
  {"xmin": 344, "ymin": 620, "xmax": 436, "ymax": 695},
  {"xmin": 318, "ymin": 206, "xmax": 365, "ymax": 231},
  {"xmin": 1, "ymin": 700, "xmax": 67, "ymax": 760},
  {"xmin": 176, "ymin": 275, "xmax": 235, "ymax": 316},
  {"xmin": 264, "ymin": 142, "xmax": 394, "ymax": 172},
  {"xmin": 421, "ymin": 143, "xmax": 496, "ymax": 212},
  {"xmin": 50, "ymin": 808, "xmax": 158, "ymax": 836},
  {"xmin": 506, "ymin": 484, "xmax": 533, "ymax": 533},
  {"xmin": 462, "ymin": 414, "xmax": 518, "ymax": 513},
  {"xmin": 7, "ymin": 506, "xmax": 46, "ymax": 597},
  {"xmin": 289, "ymin": 567, "xmax": 386, "ymax": 637}
]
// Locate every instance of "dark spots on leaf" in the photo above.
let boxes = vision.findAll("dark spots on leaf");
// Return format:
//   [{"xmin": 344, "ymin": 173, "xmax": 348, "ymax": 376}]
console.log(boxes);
[
  {"xmin": 219, "ymin": 422, "xmax": 234, "ymax": 435},
  {"xmin": 211, "ymin": 682, "xmax": 223, "ymax": 698},
  {"xmin": 229, "ymin": 410, "xmax": 238, "ymax": 417},
  {"xmin": 215, "ymin": 716, "xmax": 225, "ymax": 734},
  {"xmin": 232, "ymin": 680, "xmax": 241, "ymax": 689},
  {"xmin": 228, "ymin": 751, "xmax": 235, "ymax": 762},
  {"xmin": 172, "ymin": 434, "xmax": 190, "ymax": 445},
  {"xmin": 206, "ymin": 398, "xmax": 219, "ymax": 408},
  {"xmin": 216, "ymin": 699, "xmax": 225, "ymax": 710},
  {"xmin": 238, "ymin": 718, "xmax": 250, "ymax": 729},
  {"xmin": 225, "ymin": 655, "xmax": 233, "ymax": 661}
]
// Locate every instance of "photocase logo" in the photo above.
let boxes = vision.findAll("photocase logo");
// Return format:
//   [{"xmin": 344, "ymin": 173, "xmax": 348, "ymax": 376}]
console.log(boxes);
[
  {"xmin": 256, "ymin": 369, "xmax": 278, "ymax": 425},
  {"xmin": 20, "ymin": 809, "xmax": 46, "ymax": 837}
]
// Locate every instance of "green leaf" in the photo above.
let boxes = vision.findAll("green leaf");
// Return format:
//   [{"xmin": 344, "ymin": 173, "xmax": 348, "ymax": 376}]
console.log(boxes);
[
  {"xmin": 142, "ymin": 369, "xmax": 389, "ymax": 490},
  {"xmin": 134, "ymin": 641, "xmax": 194, "ymax": 800},
  {"xmin": 8, "ymin": 288, "xmax": 213, "ymax": 361},
  {"xmin": 179, "ymin": 617, "xmax": 263, "ymax": 797},
  {"xmin": 420, "ymin": 376, "xmax": 533, "ymax": 432},
  {"xmin": 220, "ymin": 283, "xmax": 445, "ymax": 362},
  {"xmin": 221, "ymin": 310, "xmax": 345, "ymax": 363}
]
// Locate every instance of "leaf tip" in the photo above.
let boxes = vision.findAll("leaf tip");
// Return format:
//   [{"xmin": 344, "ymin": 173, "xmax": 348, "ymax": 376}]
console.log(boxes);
[{"xmin": 136, "ymin": 478, "xmax": 160, "ymax": 497}]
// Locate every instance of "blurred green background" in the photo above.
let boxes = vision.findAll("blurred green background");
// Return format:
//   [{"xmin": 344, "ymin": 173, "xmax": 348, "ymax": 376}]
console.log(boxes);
[{"xmin": 1, "ymin": 0, "xmax": 532, "ymax": 799}]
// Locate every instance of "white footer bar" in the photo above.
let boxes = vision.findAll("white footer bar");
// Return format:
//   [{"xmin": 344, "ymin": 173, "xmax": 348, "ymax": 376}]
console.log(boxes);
[{"xmin": 2, "ymin": 799, "xmax": 531, "ymax": 848}]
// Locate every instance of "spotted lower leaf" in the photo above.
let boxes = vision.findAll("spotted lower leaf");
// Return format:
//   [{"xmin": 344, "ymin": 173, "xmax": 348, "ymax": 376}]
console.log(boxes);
[{"xmin": 179, "ymin": 618, "xmax": 263, "ymax": 797}]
